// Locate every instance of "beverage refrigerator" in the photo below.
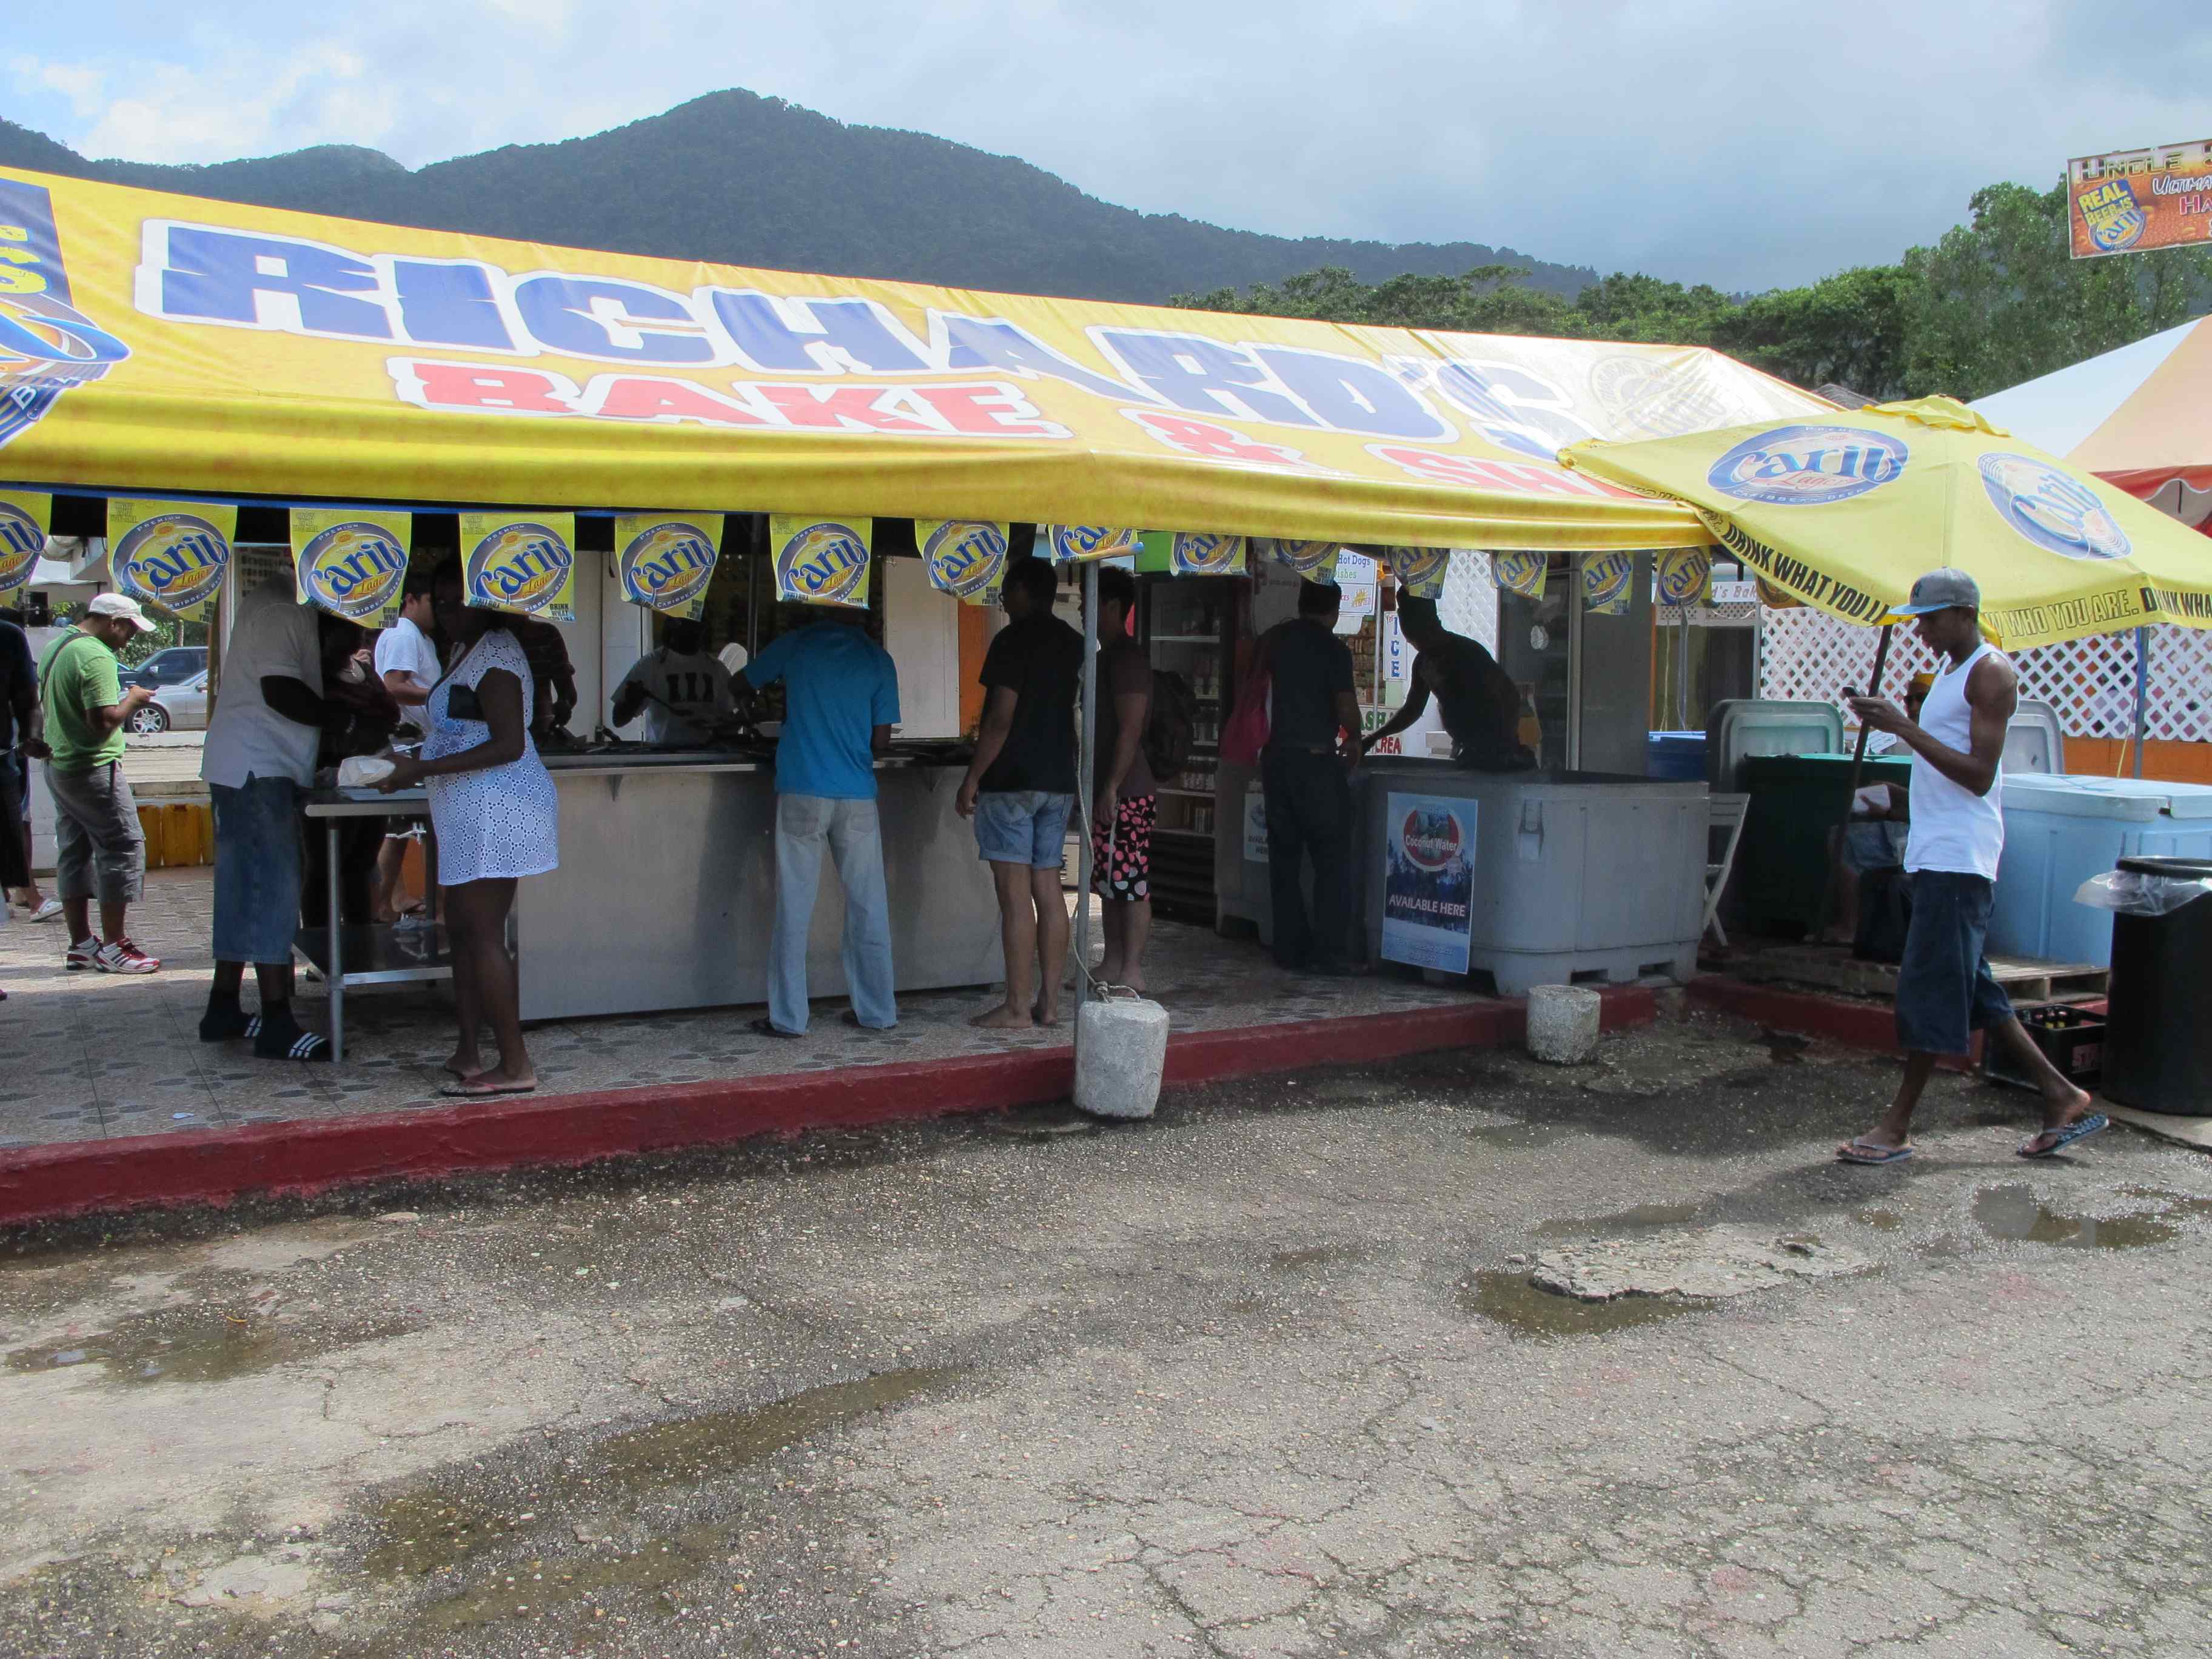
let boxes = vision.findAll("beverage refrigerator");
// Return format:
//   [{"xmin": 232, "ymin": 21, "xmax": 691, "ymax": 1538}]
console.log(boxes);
[{"xmin": 1136, "ymin": 574, "xmax": 1241, "ymax": 925}]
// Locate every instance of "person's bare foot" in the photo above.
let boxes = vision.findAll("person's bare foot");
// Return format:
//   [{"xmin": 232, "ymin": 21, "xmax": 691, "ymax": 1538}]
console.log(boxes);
[
  {"xmin": 1031, "ymin": 997, "xmax": 1061, "ymax": 1028},
  {"xmin": 2019, "ymin": 1084, "xmax": 2097, "ymax": 1156},
  {"xmin": 971, "ymin": 1004, "xmax": 1033, "ymax": 1030},
  {"xmin": 1119, "ymin": 970, "xmax": 1146, "ymax": 995},
  {"xmin": 443, "ymin": 1050, "xmax": 481, "ymax": 1079}
]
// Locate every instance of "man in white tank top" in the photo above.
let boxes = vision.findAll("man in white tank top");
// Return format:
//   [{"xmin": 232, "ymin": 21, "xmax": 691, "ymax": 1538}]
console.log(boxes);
[{"xmin": 1838, "ymin": 568, "xmax": 2104, "ymax": 1164}]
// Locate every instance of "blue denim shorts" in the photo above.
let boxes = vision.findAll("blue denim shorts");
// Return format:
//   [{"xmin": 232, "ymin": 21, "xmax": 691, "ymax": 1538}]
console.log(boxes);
[
  {"xmin": 1894, "ymin": 870, "xmax": 2014, "ymax": 1056},
  {"xmin": 212, "ymin": 777, "xmax": 304, "ymax": 964},
  {"xmin": 974, "ymin": 789, "xmax": 1076, "ymax": 869}
]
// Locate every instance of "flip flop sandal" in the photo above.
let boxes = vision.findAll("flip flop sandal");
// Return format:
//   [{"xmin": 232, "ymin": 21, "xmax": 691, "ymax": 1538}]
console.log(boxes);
[
  {"xmin": 1837, "ymin": 1138, "xmax": 1915, "ymax": 1165},
  {"xmin": 440, "ymin": 1078, "xmax": 538, "ymax": 1098},
  {"xmin": 2018, "ymin": 1113, "xmax": 2110, "ymax": 1159}
]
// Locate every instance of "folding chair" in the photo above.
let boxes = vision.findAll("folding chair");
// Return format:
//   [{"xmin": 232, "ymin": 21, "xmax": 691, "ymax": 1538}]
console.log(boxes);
[{"xmin": 1702, "ymin": 793, "xmax": 1750, "ymax": 948}]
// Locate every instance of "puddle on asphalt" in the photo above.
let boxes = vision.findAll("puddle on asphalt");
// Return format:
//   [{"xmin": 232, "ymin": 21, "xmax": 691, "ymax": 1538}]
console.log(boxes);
[
  {"xmin": 1972, "ymin": 1186, "xmax": 2212, "ymax": 1251},
  {"xmin": 5, "ymin": 1304, "xmax": 417, "ymax": 1386},
  {"xmin": 1460, "ymin": 1270, "xmax": 1715, "ymax": 1339},
  {"xmin": 409, "ymin": 1524, "xmax": 727, "ymax": 1631},
  {"xmin": 1533, "ymin": 1202, "xmax": 1700, "ymax": 1239}
]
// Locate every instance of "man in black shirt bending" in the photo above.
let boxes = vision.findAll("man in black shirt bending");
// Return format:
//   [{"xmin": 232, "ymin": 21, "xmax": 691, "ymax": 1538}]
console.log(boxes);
[
  {"xmin": 1256, "ymin": 580, "xmax": 1362, "ymax": 975},
  {"xmin": 1362, "ymin": 596, "xmax": 1533, "ymax": 771}
]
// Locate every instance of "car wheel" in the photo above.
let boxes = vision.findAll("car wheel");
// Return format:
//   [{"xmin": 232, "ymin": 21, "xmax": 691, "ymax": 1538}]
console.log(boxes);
[{"xmin": 127, "ymin": 705, "xmax": 170, "ymax": 734}]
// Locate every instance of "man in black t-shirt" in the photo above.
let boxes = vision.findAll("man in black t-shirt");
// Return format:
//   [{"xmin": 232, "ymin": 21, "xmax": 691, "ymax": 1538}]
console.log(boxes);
[
  {"xmin": 957, "ymin": 556, "xmax": 1083, "ymax": 1029},
  {"xmin": 1362, "ymin": 596, "xmax": 1533, "ymax": 771},
  {"xmin": 1256, "ymin": 579, "xmax": 1362, "ymax": 975}
]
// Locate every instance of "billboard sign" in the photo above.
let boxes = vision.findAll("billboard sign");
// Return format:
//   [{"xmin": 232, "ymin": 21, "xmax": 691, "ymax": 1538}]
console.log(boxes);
[{"xmin": 2068, "ymin": 141, "xmax": 2212, "ymax": 258}]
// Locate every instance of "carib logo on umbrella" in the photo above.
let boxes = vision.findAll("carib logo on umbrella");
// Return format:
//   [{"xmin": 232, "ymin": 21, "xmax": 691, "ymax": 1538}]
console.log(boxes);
[
  {"xmin": 775, "ymin": 518, "xmax": 872, "ymax": 607},
  {"xmin": 619, "ymin": 520, "xmax": 720, "ymax": 614},
  {"xmin": 298, "ymin": 521, "xmax": 409, "ymax": 620},
  {"xmin": 466, "ymin": 521, "xmax": 574, "ymax": 615},
  {"xmin": 1707, "ymin": 424, "xmax": 1910, "ymax": 506},
  {"xmin": 920, "ymin": 520, "xmax": 1007, "ymax": 602},
  {"xmin": 1977, "ymin": 453, "xmax": 2132, "ymax": 561},
  {"xmin": 114, "ymin": 512, "xmax": 230, "ymax": 615}
]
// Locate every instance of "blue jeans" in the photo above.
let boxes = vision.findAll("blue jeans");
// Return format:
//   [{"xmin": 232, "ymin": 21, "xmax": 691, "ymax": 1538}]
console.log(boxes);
[
  {"xmin": 769, "ymin": 793, "xmax": 897, "ymax": 1034},
  {"xmin": 1894, "ymin": 871, "xmax": 2014, "ymax": 1056},
  {"xmin": 974, "ymin": 789, "xmax": 1075, "ymax": 869},
  {"xmin": 211, "ymin": 776, "xmax": 303, "ymax": 964}
]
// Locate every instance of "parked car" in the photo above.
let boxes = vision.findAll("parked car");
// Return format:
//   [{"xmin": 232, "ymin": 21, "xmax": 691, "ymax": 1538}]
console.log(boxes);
[
  {"xmin": 126, "ymin": 669, "xmax": 209, "ymax": 734},
  {"xmin": 121, "ymin": 645, "xmax": 207, "ymax": 692}
]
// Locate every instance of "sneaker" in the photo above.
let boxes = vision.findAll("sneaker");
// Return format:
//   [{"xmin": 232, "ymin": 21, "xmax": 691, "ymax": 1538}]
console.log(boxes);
[
  {"xmin": 20, "ymin": 898, "xmax": 62, "ymax": 923},
  {"xmin": 65, "ymin": 937, "xmax": 99, "ymax": 971},
  {"xmin": 93, "ymin": 938, "xmax": 161, "ymax": 974}
]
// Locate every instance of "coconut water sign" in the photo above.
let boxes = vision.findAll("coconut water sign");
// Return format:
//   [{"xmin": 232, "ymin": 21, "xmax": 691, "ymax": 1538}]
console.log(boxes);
[
  {"xmin": 291, "ymin": 509, "xmax": 411, "ymax": 626},
  {"xmin": 0, "ymin": 488, "xmax": 50, "ymax": 596},
  {"xmin": 460, "ymin": 511, "xmax": 576, "ymax": 622},
  {"xmin": 918, "ymin": 520, "xmax": 1008, "ymax": 605},
  {"xmin": 617, "ymin": 515, "xmax": 723, "ymax": 618},
  {"xmin": 1380, "ymin": 792, "xmax": 1475, "ymax": 974},
  {"xmin": 770, "ymin": 514, "xmax": 872, "ymax": 609},
  {"xmin": 109, "ymin": 498, "xmax": 234, "ymax": 622}
]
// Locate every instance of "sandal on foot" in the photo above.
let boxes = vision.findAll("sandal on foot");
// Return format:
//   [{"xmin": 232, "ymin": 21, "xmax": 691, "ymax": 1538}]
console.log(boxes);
[
  {"xmin": 2018, "ymin": 1113, "xmax": 2108, "ymax": 1159},
  {"xmin": 1837, "ymin": 1138, "xmax": 1914, "ymax": 1165}
]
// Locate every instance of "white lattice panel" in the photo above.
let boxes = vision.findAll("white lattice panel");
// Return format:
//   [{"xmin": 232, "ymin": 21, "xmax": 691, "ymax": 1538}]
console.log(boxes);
[
  {"xmin": 1759, "ymin": 609, "xmax": 2212, "ymax": 745},
  {"xmin": 1441, "ymin": 552, "xmax": 1496, "ymax": 652}
]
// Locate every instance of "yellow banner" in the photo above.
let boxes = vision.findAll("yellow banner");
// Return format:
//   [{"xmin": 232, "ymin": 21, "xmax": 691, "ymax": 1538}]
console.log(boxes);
[
  {"xmin": 1170, "ymin": 532, "xmax": 1244, "ymax": 577},
  {"xmin": 0, "ymin": 488, "xmax": 49, "ymax": 595},
  {"xmin": 1045, "ymin": 525, "xmax": 1142, "ymax": 563},
  {"xmin": 615, "ymin": 514, "xmax": 722, "ymax": 618},
  {"xmin": 770, "ymin": 514, "xmax": 872, "ymax": 609},
  {"xmin": 917, "ymin": 520, "xmax": 1007, "ymax": 606},
  {"xmin": 1388, "ymin": 546, "xmax": 1451, "ymax": 598},
  {"xmin": 108, "ymin": 498, "xmax": 232, "ymax": 621},
  {"xmin": 1583, "ymin": 549, "xmax": 1634, "ymax": 615},
  {"xmin": 1267, "ymin": 538, "xmax": 1340, "ymax": 584},
  {"xmin": 1654, "ymin": 545, "xmax": 1711, "ymax": 607},
  {"xmin": 0, "ymin": 165, "xmax": 1841, "ymax": 551},
  {"xmin": 459, "ymin": 511, "xmax": 577, "ymax": 622},
  {"xmin": 1492, "ymin": 550, "xmax": 1548, "ymax": 600},
  {"xmin": 290, "ymin": 508, "xmax": 411, "ymax": 626}
]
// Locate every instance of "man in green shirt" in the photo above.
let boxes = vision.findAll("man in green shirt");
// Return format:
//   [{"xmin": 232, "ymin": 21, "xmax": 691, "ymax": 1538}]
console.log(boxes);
[{"xmin": 39, "ymin": 593, "xmax": 161, "ymax": 974}]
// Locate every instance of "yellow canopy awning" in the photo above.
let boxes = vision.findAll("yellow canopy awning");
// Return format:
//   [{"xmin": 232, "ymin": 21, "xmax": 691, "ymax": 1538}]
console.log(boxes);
[
  {"xmin": 1561, "ymin": 398, "xmax": 2212, "ymax": 646},
  {"xmin": 0, "ymin": 164, "xmax": 1833, "ymax": 550}
]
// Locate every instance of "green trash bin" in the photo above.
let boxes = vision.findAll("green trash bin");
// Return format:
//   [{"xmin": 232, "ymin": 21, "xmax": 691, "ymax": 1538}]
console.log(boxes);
[{"xmin": 1740, "ymin": 753, "xmax": 1915, "ymax": 937}]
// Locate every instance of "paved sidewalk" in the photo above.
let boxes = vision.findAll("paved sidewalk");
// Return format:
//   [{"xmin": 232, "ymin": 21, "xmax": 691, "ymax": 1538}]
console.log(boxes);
[{"xmin": 0, "ymin": 869, "xmax": 1469, "ymax": 1151}]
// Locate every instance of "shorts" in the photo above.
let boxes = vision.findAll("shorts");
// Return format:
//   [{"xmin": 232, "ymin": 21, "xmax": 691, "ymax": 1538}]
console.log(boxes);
[
  {"xmin": 1842, "ymin": 820, "xmax": 1908, "ymax": 873},
  {"xmin": 46, "ymin": 761, "xmax": 144, "ymax": 908},
  {"xmin": 1090, "ymin": 793, "xmax": 1156, "ymax": 901},
  {"xmin": 212, "ymin": 776, "xmax": 304, "ymax": 964},
  {"xmin": 1894, "ymin": 870, "xmax": 2014, "ymax": 1056},
  {"xmin": 974, "ymin": 789, "xmax": 1075, "ymax": 869}
]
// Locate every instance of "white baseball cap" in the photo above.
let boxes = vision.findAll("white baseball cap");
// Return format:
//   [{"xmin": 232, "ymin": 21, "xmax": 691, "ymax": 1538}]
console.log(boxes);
[{"xmin": 87, "ymin": 592, "xmax": 158, "ymax": 632}]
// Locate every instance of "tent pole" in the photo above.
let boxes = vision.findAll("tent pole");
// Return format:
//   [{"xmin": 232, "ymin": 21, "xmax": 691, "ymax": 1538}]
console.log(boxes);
[
  {"xmin": 2133, "ymin": 626, "xmax": 2149, "ymax": 780},
  {"xmin": 1817, "ymin": 622, "xmax": 1894, "ymax": 943},
  {"xmin": 1071, "ymin": 561, "xmax": 1099, "ymax": 1040}
]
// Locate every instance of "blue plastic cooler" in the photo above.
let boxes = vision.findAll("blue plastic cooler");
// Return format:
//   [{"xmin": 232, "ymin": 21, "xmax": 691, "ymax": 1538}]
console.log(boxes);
[{"xmin": 1989, "ymin": 776, "xmax": 2212, "ymax": 966}]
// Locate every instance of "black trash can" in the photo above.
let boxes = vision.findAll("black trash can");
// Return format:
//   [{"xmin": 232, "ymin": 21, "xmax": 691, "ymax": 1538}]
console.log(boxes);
[{"xmin": 2101, "ymin": 856, "xmax": 2212, "ymax": 1114}]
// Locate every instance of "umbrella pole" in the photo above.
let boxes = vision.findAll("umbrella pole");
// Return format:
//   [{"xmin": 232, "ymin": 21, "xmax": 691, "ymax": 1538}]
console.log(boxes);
[
  {"xmin": 1071, "ymin": 562, "xmax": 1099, "ymax": 1040},
  {"xmin": 2133, "ymin": 626, "xmax": 2149, "ymax": 780},
  {"xmin": 1817, "ymin": 622, "xmax": 1894, "ymax": 944}
]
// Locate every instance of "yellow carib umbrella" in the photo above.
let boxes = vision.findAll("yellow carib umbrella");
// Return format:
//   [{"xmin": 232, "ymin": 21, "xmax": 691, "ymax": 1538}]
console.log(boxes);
[{"xmin": 1559, "ymin": 396, "xmax": 2212, "ymax": 649}]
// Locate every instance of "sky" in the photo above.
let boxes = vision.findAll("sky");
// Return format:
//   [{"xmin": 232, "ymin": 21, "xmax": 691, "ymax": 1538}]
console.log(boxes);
[{"xmin": 7, "ymin": 1, "xmax": 2212, "ymax": 292}]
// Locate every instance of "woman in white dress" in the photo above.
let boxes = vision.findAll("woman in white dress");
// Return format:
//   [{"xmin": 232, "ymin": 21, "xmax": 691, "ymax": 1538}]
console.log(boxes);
[{"xmin": 378, "ymin": 559, "xmax": 558, "ymax": 1096}]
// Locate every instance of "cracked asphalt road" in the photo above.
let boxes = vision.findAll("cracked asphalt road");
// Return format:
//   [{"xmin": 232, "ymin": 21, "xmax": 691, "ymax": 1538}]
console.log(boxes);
[{"xmin": 2, "ymin": 1009, "xmax": 2210, "ymax": 1657}]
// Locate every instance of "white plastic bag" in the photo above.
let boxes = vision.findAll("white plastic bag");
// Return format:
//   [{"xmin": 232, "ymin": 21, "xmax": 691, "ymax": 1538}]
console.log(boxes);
[{"xmin": 2073, "ymin": 869, "xmax": 2212, "ymax": 917}]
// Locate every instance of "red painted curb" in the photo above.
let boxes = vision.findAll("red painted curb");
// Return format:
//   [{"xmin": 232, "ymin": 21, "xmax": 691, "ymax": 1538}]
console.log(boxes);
[
  {"xmin": 0, "ymin": 988, "xmax": 1657, "ymax": 1227},
  {"xmin": 1687, "ymin": 976, "xmax": 1981, "ymax": 1070}
]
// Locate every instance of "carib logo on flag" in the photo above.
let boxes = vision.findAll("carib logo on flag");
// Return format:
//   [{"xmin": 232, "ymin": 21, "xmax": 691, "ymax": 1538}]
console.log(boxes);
[
  {"xmin": 460, "ymin": 512, "xmax": 577, "ymax": 622},
  {"xmin": 110, "ymin": 500, "xmax": 234, "ymax": 622},
  {"xmin": 918, "ymin": 520, "xmax": 1007, "ymax": 605},
  {"xmin": 1268, "ymin": 538, "xmax": 1340, "ymax": 583},
  {"xmin": 770, "ymin": 514, "xmax": 872, "ymax": 609},
  {"xmin": 0, "ymin": 489, "xmax": 49, "ymax": 595},
  {"xmin": 617, "ymin": 515, "xmax": 722, "ymax": 618},
  {"xmin": 1170, "ymin": 533, "xmax": 1244, "ymax": 577},
  {"xmin": 1389, "ymin": 546, "xmax": 1451, "ymax": 598},
  {"xmin": 0, "ymin": 179, "xmax": 129, "ymax": 452},
  {"xmin": 292, "ymin": 510, "xmax": 412, "ymax": 625},
  {"xmin": 1046, "ymin": 525, "xmax": 1141, "ymax": 564}
]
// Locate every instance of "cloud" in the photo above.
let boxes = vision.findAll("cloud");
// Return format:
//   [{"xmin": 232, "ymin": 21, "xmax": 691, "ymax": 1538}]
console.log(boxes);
[{"xmin": 7, "ymin": 0, "xmax": 2211, "ymax": 290}]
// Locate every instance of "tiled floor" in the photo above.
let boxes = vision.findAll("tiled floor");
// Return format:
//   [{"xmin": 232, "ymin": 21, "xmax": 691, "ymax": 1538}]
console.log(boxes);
[{"xmin": 0, "ymin": 868, "xmax": 1469, "ymax": 1151}]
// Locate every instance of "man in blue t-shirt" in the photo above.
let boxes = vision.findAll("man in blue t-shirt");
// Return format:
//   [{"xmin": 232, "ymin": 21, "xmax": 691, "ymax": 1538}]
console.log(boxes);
[{"xmin": 741, "ymin": 605, "xmax": 902, "ymax": 1036}]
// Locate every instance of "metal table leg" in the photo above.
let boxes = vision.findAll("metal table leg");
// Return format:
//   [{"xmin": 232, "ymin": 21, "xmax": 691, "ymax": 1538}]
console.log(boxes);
[{"xmin": 327, "ymin": 816, "xmax": 344, "ymax": 1063}]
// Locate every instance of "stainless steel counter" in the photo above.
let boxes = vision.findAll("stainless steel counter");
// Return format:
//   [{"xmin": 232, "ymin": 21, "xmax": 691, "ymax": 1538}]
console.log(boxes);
[{"xmin": 515, "ymin": 760, "xmax": 1002, "ymax": 1021}]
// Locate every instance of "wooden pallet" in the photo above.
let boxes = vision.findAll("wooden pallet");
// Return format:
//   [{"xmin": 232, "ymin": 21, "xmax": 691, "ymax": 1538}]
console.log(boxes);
[{"xmin": 1726, "ymin": 943, "xmax": 2108, "ymax": 1006}]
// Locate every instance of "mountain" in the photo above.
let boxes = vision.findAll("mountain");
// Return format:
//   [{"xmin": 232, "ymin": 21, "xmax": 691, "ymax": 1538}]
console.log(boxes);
[{"xmin": 0, "ymin": 90, "xmax": 1594, "ymax": 305}]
